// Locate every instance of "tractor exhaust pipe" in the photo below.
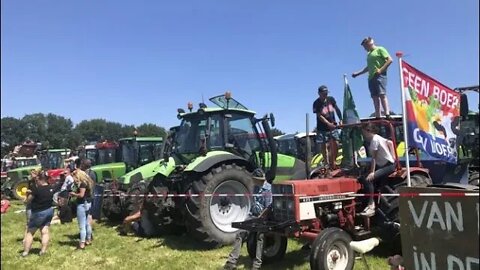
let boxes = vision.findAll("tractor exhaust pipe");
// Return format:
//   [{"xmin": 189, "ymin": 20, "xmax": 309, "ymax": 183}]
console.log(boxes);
[{"xmin": 262, "ymin": 118, "xmax": 277, "ymax": 182}]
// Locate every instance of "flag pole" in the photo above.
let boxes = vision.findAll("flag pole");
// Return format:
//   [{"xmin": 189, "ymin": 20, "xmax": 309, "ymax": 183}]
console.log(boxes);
[{"xmin": 396, "ymin": 52, "xmax": 411, "ymax": 187}]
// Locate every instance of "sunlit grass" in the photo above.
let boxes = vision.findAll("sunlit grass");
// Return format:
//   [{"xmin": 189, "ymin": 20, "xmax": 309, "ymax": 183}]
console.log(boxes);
[{"xmin": 1, "ymin": 201, "xmax": 389, "ymax": 269}]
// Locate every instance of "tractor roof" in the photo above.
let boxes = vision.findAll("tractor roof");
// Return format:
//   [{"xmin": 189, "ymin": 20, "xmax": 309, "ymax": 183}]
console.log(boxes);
[{"xmin": 180, "ymin": 107, "xmax": 256, "ymax": 117}]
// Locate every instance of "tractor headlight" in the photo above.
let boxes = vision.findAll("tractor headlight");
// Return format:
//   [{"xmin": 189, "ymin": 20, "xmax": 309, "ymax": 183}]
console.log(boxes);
[
  {"xmin": 275, "ymin": 199, "xmax": 283, "ymax": 210},
  {"xmin": 287, "ymin": 200, "xmax": 294, "ymax": 211}
]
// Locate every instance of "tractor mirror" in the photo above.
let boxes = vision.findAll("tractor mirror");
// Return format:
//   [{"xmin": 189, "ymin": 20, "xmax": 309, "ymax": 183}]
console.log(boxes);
[
  {"xmin": 460, "ymin": 94, "xmax": 469, "ymax": 118},
  {"xmin": 269, "ymin": 113, "xmax": 275, "ymax": 127}
]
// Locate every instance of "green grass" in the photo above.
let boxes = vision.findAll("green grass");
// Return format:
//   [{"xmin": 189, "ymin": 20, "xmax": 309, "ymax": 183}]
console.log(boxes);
[{"xmin": 1, "ymin": 201, "xmax": 389, "ymax": 269}]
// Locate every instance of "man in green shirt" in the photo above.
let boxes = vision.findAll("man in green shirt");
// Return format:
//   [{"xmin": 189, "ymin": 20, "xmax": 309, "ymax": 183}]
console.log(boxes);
[{"xmin": 352, "ymin": 37, "xmax": 393, "ymax": 118}]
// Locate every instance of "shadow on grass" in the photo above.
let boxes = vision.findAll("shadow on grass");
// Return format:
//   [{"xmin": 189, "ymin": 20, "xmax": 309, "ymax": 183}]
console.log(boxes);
[
  {"xmin": 233, "ymin": 248, "xmax": 309, "ymax": 270},
  {"xmin": 18, "ymin": 247, "xmax": 41, "ymax": 255},
  {"xmin": 57, "ymin": 233, "xmax": 79, "ymax": 247},
  {"xmin": 150, "ymin": 234, "xmax": 215, "ymax": 251}
]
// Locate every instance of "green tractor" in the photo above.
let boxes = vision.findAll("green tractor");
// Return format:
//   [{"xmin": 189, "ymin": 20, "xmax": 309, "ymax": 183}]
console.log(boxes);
[
  {"xmin": 455, "ymin": 85, "xmax": 479, "ymax": 185},
  {"xmin": 137, "ymin": 93, "xmax": 305, "ymax": 247},
  {"xmin": 99, "ymin": 136, "xmax": 163, "ymax": 220},
  {"xmin": 78, "ymin": 141, "xmax": 119, "ymax": 167},
  {"xmin": 3, "ymin": 148, "xmax": 70, "ymax": 200},
  {"xmin": 90, "ymin": 136, "xmax": 163, "ymax": 183}
]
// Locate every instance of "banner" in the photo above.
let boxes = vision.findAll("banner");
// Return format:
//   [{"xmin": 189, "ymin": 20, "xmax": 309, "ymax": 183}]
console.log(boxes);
[
  {"xmin": 341, "ymin": 76, "xmax": 363, "ymax": 166},
  {"xmin": 401, "ymin": 61, "xmax": 460, "ymax": 164}
]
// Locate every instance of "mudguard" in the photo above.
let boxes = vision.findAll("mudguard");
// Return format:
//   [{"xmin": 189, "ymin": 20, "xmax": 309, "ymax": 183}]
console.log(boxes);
[
  {"xmin": 184, "ymin": 151, "xmax": 249, "ymax": 173},
  {"xmin": 150, "ymin": 157, "xmax": 177, "ymax": 177}
]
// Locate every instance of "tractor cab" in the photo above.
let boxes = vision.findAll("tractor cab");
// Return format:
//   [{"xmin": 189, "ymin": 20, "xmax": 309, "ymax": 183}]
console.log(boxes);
[
  {"xmin": 117, "ymin": 137, "xmax": 163, "ymax": 171},
  {"xmin": 39, "ymin": 149, "xmax": 71, "ymax": 184}
]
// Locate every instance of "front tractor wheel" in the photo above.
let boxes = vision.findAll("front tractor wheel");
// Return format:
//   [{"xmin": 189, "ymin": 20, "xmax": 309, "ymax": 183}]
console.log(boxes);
[
  {"xmin": 186, "ymin": 164, "xmax": 254, "ymax": 247},
  {"xmin": 247, "ymin": 233, "xmax": 288, "ymax": 264},
  {"xmin": 310, "ymin": 227, "xmax": 354, "ymax": 270},
  {"xmin": 12, "ymin": 179, "xmax": 29, "ymax": 200}
]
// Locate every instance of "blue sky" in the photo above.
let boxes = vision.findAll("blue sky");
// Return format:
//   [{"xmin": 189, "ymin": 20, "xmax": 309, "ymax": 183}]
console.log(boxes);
[{"xmin": 1, "ymin": 0, "xmax": 478, "ymax": 133}]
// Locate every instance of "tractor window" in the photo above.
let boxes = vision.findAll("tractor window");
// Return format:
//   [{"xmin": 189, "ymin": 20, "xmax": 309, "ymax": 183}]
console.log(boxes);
[
  {"xmin": 138, "ymin": 142, "xmax": 158, "ymax": 165},
  {"xmin": 85, "ymin": 149, "xmax": 97, "ymax": 165},
  {"xmin": 176, "ymin": 118, "xmax": 208, "ymax": 154},
  {"xmin": 97, "ymin": 148, "xmax": 116, "ymax": 165},
  {"xmin": 227, "ymin": 113, "xmax": 258, "ymax": 156},
  {"xmin": 208, "ymin": 114, "xmax": 223, "ymax": 149},
  {"xmin": 120, "ymin": 141, "xmax": 136, "ymax": 166}
]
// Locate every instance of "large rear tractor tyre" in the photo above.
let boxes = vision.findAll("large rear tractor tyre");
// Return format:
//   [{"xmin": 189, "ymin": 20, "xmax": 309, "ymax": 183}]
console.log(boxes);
[
  {"xmin": 124, "ymin": 181, "xmax": 148, "ymax": 216},
  {"xmin": 309, "ymin": 227, "xmax": 354, "ymax": 270},
  {"xmin": 378, "ymin": 173, "xmax": 432, "ymax": 253},
  {"xmin": 185, "ymin": 164, "xmax": 254, "ymax": 247},
  {"xmin": 468, "ymin": 171, "xmax": 479, "ymax": 186},
  {"xmin": 247, "ymin": 233, "xmax": 288, "ymax": 264},
  {"xmin": 12, "ymin": 179, "xmax": 29, "ymax": 201},
  {"xmin": 102, "ymin": 189, "xmax": 123, "ymax": 222}
]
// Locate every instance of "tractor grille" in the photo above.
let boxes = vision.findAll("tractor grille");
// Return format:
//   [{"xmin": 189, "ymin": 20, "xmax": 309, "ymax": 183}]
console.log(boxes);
[
  {"xmin": 272, "ymin": 184, "xmax": 295, "ymax": 221},
  {"xmin": 7, "ymin": 171, "xmax": 20, "ymax": 182}
]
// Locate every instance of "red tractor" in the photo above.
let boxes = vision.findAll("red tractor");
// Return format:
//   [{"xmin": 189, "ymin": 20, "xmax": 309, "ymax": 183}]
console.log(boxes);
[{"xmin": 233, "ymin": 119, "xmax": 432, "ymax": 269}]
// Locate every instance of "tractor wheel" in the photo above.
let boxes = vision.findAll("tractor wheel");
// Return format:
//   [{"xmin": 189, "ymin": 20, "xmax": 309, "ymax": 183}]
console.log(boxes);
[
  {"xmin": 185, "ymin": 164, "xmax": 253, "ymax": 247},
  {"xmin": 309, "ymin": 227, "xmax": 354, "ymax": 270},
  {"xmin": 12, "ymin": 179, "xmax": 29, "ymax": 200},
  {"xmin": 124, "ymin": 181, "xmax": 148, "ymax": 216},
  {"xmin": 378, "ymin": 173, "xmax": 432, "ymax": 253},
  {"xmin": 102, "ymin": 189, "xmax": 123, "ymax": 222},
  {"xmin": 468, "ymin": 171, "xmax": 479, "ymax": 186},
  {"xmin": 247, "ymin": 232, "xmax": 288, "ymax": 264}
]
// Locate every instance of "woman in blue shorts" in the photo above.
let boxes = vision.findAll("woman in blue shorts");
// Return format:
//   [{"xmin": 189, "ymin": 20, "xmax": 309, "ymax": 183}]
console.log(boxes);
[{"xmin": 22, "ymin": 171, "xmax": 55, "ymax": 257}]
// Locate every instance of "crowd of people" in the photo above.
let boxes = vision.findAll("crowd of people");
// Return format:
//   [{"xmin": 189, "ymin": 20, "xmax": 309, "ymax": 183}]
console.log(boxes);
[{"xmin": 20, "ymin": 158, "xmax": 97, "ymax": 257}]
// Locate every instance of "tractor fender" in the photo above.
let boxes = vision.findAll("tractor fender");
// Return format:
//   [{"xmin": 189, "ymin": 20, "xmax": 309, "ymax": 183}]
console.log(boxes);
[
  {"xmin": 185, "ymin": 151, "xmax": 251, "ymax": 173},
  {"xmin": 397, "ymin": 167, "xmax": 430, "ymax": 179},
  {"xmin": 151, "ymin": 157, "xmax": 177, "ymax": 178}
]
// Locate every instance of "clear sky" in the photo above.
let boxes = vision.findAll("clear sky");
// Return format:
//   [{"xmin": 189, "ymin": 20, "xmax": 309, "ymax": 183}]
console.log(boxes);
[{"xmin": 1, "ymin": 0, "xmax": 478, "ymax": 133}]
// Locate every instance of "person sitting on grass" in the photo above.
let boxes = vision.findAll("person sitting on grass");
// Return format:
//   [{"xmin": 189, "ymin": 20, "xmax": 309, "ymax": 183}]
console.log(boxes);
[
  {"xmin": 223, "ymin": 169, "xmax": 272, "ymax": 270},
  {"xmin": 22, "ymin": 170, "xmax": 55, "ymax": 257}
]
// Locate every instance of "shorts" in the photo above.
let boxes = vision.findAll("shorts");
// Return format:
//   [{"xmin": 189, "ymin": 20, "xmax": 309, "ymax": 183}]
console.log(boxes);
[
  {"xmin": 28, "ymin": 207, "xmax": 54, "ymax": 229},
  {"xmin": 368, "ymin": 74, "xmax": 387, "ymax": 97},
  {"xmin": 316, "ymin": 129, "xmax": 340, "ymax": 144},
  {"xmin": 26, "ymin": 207, "xmax": 32, "ymax": 223}
]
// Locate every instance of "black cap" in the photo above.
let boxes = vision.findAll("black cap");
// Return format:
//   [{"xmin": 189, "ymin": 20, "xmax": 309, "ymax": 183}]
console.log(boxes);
[{"xmin": 318, "ymin": 85, "xmax": 328, "ymax": 92}]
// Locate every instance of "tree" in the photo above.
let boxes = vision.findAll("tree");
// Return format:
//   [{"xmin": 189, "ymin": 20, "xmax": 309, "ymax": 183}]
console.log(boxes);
[
  {"xmin": 271, "ymin": 128, "xmax": 285, "ymax": 137},
  {"xmin": 369, "ymin": 111, "xmax": 397, "ymax": 117},
  {"xmin": 135, "ymin": 123, "xmax": 167, "ymax": 138},
  {"xmin": 1, "ymin": 117, "xmax": 24, "ymax": 157}
]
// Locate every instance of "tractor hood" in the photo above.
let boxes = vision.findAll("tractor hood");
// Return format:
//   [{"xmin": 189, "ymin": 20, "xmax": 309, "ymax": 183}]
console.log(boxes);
[
  {"xmin": 118, "ymin": 159, "xmax": 175, "ymax": 185},
  {"xmin": 90, "ymin": 162, "xmax": 126, "ymax": 172},
  {"xmin": 184, "ymin": 151, "xmax": 248, "ymax": 172},
  {"xmin": 7, "ymin": 164, "xmax": 41, "ymax": 174}
]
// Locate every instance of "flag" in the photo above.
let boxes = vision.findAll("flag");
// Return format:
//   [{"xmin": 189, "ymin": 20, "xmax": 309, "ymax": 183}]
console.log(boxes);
[
  {"xmin": 401, "ymin": 61, "xmax": 460, "ymax": 164},
  {"xmin": 341, "ymin": 76, "xmax": 363, "ymax": 166}
]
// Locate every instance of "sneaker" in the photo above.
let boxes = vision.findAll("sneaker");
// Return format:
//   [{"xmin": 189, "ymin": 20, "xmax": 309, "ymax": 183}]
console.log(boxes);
[{"xmin": 360, "ymin": 205, "xmax": 375, "ymax": 217}]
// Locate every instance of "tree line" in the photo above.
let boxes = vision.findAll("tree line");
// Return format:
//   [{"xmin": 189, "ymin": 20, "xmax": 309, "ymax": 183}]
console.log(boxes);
[
  {"xmin": 1, "ymin": 113, "xmax": 286, "ymax": 158},
  {"xmin": 0, "ymin": 113, "xmax": 167, "ymax": 158}
]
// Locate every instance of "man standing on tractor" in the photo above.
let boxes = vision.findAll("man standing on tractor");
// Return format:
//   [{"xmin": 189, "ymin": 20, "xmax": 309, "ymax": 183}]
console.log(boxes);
[
  {"xmin": 313, "ymin": 85, "xmax": 342, "ymax": 170},
  {"xmin": 352, "ymin": 36, "xmax": 393, "ymax": 119},
  {"xmin": 224, "ymin": 169, "xmax": 272, "ymax": 270}
]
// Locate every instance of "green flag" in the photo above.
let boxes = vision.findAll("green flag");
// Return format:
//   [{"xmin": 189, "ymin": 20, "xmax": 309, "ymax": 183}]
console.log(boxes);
[{"xmin": 341, "ymin": 77, "xmax": 363, "ymax": 166}]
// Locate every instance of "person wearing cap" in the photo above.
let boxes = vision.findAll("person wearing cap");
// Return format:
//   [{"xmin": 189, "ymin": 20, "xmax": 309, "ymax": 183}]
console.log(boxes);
[
  {"xmin": 224, "ymin": 169, "xmax": 272, "ymax": 270},
  {"xmin": 313, "ymin": 85, "xmax": 342, "ymax": 169},
  {"xmin": 352, "ymin": 36, "xmax": 393, "ymax": 119}
]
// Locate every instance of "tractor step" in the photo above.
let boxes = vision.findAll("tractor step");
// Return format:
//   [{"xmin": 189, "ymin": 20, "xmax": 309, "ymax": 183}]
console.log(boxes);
[{"xmin": 351, "ymin": 228, "xmax": 372, "ymax": 241}]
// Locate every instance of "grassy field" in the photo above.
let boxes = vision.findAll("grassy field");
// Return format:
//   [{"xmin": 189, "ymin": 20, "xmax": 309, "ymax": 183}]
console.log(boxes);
[{"xmin": 1, "ymin": 201, "xmax": 390, "ymax": 270}]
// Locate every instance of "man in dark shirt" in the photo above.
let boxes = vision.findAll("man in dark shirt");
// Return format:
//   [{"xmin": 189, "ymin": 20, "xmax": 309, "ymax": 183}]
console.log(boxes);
[{"xmin": 313, "ymin": 85, "xmax": 342, "ymax": 169}]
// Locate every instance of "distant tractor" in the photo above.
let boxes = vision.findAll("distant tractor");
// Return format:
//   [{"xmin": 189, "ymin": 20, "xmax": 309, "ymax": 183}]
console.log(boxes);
[
  {"xmin": 99, "ymin": 136, "xmax": 163, "ymax": 220},
  {"xmin": 90, "ymin": 136, "xmax": 163, "ymax": 184},
  {"xmin": 3, "ymin": 148, "xmax": 70, "ymax": 200},
  {"xmin": 138, "ymin": 93, "xmax": 306, "ymax": 247},
  {"xmin": 78, "ymin": 141, "xmax": 119, "ymax": 167}
]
